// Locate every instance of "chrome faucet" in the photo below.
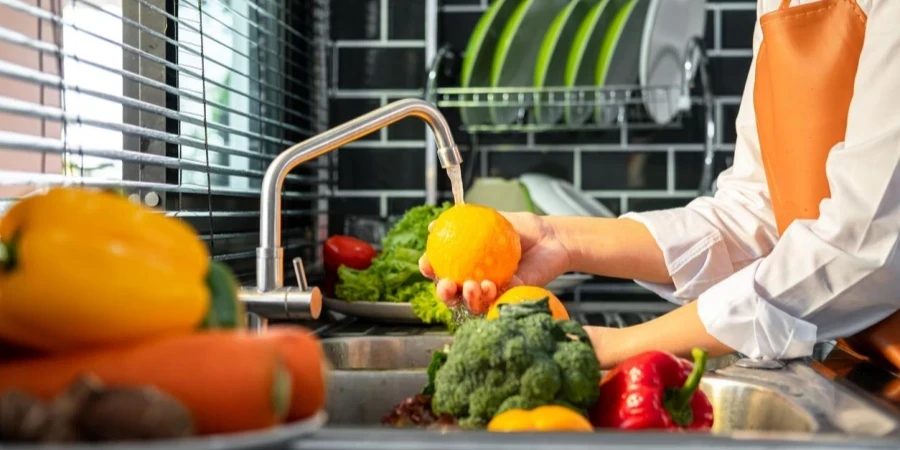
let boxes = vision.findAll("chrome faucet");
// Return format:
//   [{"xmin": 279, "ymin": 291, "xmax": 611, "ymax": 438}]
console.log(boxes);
[{"xmin": 239, "ymin": 99, "xmax": 462, "ymax": 330}]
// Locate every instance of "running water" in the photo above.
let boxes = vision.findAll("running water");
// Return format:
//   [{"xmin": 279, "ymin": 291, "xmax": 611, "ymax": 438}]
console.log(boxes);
[
  {"xmin": 444, "ymin": 164, "xmax": 470, "ymax": 325},
  {"xmin": 446, "ymin": 165, "xmax": 466, "ymax": 205}
]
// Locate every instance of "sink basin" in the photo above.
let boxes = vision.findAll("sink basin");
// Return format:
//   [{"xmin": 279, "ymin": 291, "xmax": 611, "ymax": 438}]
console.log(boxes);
[{"xmin": 320, "ymin": 335, "xmax": 834, "ymax": 434}]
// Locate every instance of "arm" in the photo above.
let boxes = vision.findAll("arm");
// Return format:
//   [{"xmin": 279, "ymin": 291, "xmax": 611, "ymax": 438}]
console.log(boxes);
[{"xmin": 593, "ymin": 0, "xmax": 900, "ymax": 366}]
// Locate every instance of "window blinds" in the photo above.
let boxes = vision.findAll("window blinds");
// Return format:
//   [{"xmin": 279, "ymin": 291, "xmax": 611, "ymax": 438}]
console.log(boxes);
[{"xmin": 0, "ymin": 0, "xmax": 331, "ymax": 282}]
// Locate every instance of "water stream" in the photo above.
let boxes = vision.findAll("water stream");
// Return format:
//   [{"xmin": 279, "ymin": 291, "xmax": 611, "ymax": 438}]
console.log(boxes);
[{"xmin": 446, "ymin": 165, "xmax": 465, "ymax": 205}]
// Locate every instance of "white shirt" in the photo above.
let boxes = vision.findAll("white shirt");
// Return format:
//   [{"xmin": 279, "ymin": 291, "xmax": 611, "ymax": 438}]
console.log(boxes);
[{"xmin": 622, "ymin": 0, "xmax": 900, "ymax": 360}]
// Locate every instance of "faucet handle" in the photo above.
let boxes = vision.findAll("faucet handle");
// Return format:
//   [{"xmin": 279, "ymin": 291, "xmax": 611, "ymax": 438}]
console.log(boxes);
[{"xmin": 292, "ymin": 257, "xmax": 309, "ymax": 291}]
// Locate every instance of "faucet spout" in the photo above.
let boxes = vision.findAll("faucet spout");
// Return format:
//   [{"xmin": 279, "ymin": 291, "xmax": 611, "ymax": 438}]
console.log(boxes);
[{"xmin": 256, "ymin": 98, "xmax": 461, "ymax": 291}]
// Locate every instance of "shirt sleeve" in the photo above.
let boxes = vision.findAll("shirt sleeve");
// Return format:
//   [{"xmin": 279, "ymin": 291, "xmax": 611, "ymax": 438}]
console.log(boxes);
[
  {"xmin": 621, "ymin": 1, "xmax": 779, "ymax": 303},
  {"xmin": 697, "ymin": 0, "xmax": 900, "ymax": 360}
]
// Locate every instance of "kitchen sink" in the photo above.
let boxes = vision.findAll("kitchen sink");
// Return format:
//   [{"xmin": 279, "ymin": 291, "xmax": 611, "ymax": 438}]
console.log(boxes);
[{"xmin": 319, "ymin": 335, "xmax": 899, "ymax": 436}]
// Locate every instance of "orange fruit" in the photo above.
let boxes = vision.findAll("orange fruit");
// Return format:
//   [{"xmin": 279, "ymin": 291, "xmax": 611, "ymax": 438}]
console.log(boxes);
[
  {"xmin": 425, "ymin": 204, "xmax": 521, "ymax": 288},
  {"xmin": 486, "ymin": 286, "xmax": 569, "ymax": 321}
]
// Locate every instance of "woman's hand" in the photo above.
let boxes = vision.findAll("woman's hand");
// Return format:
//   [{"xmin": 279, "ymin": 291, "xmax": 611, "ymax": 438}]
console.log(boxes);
[{"xmin": 418, "ymin": 212, "xmax": 572, "ymax": 313}]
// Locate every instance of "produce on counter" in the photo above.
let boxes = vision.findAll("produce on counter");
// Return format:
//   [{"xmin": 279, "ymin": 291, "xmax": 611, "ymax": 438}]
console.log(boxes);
[
  {"xmin": 334, "ymin": 204, "xmax": 457, "ymax": 328},
  {"xmin": 487, "ymin": 405, "xmax": 594, "ymax": 432},
  {"xmin": 0, "ymin": 375, "xmax": 193, "ymax": 443},
  {"xmin": 0, "ymin": 188, "xmax": 244, "ymax": 353},
  {"xmin": 322, "ymin": 235, "xmax": 377, "ymax": 297},
  {"xmin": 486, "ymin": 286, "xmax": 569, "ymax": 321},
  {"xmin": 0, "ymin": 329, "xmax": 330, "ymax": 435},
  {"xmin": 430, "ymin": 299, "xmax": 600, "ymax": 428},
  {"xmin": 425, "ymin": 204, "xmax": 522, "ymax": 314},
  {"xmin": 590, "ymin": 348, "xmax": 714, "ymax": 431}
]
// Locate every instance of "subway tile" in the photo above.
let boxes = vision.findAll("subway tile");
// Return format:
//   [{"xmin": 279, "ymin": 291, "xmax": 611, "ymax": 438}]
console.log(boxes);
[
  {"xmin": 331, "ymin": 0, "xmax": 380, "ymax": 40},
  {"xmin": 388, "ymin": 197, "xmax": 428, "ymax": 216},
  {"xmin": 438, "ymin": 146, "xmax": 483, "ymax": 192},
  {"xmin": 674, "ymin": 151, "xmax": 735, "ymax": 190},
  {"xmin": 337, "ymin": 148, "xmax": 426, "ymax": 189},
  {"xmin": 439, "ymin": 11, "xmax": 482, "ymax": 56},
  {"xmin": 387, "ymin": 97, "xmax": 428, "ymax": 140},
  {"xmin": 337, "ymin": 47, "xmax": 426, "ymax": 90},
  {"xmin": 708, "ymin": 56, "xmax": 752, "ymax": 96},
  {"xmin": 594, "ymin": 197, "xmax": 622, "ymax": 217},
  {"xmin": 389, "ymin": 0, "xmax": 427, "ymax": 40},
  {"xmin": 534, "ymin": 130, "xmax": 621, "ymax": 146},
  {"xmin": 627, "ymin": 197, "xmax": 693, "ymax": 213},
  {"xmin": 329, "ymin": 98, "xmax": 382, "ymax": 140},
  {"xmin": 488, "ymin": 151, "xmax": 575, "ymax": 182},
  {"xmin": 721, "ymin": 10, "xmax": 755, "ymax": 49},
  {"xmin": 639, "ymin": 104, "xmax": 707, "ymax": 144},
  {"xmin": 582, "ymin": 152, "xmax": 667, "ymax": 190},
  {"xmin": 721, "ymin": 103, "xmax": 740, "ymax": 143},
  {"xmin": 328, "ymin": 197, "xmax": 381, "ymax": 235}
]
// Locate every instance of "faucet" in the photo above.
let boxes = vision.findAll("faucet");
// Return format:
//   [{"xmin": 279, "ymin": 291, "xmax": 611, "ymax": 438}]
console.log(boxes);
[{"xmin": 238, "ymin": 98, "xmax": 463, "ymax": 330}]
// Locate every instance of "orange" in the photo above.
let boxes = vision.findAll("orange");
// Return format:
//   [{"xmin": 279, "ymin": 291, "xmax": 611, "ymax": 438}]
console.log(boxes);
[
  {"xmin": 425, "ymin": 204, "xmax": 521, "ymax": 288},
  {"xmin": 486, "ymin": 286, "xmax": 569, "ymax": 321}
]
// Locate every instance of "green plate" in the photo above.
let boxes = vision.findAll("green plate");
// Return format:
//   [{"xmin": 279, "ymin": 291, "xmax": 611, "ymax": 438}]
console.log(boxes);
[
  {"xmin": 460, "ymin": 0, "xmax": 523, "ymax": 126},
  {"xmin": 533, "ymin": 0, "xmax": 598, "ymax": 125},
  {"xmin": 562, "ymin": 0, "xmax": 626, "ymax": 125},
  {"xmin": 489, "ymin": 0, "xmax": 570, "ymax": 125},
  {"xmin": 594, "ymin": 0, "xmax": 651, "ymax": 123}
]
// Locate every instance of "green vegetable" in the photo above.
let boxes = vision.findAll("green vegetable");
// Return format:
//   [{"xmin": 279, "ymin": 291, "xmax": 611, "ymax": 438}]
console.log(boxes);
[
  {"xmin": 406, "ymin": 281, "xmax": 457, "ymax": 331},
  {"xmin": 381, "ymin": 203, "xmax": 451, "ymax": 252},
  {"xmin": 335, "ymin": 265, "xmax": 383, "ymax": 302},
  {"xmin": 431, "ymin": 299, "xmax": 600, "ymax": 428},
  {"xmin": 335, "ymin": 203, "xmax": 456, "ymax": 329},
  {"xmin": 422, "ymin": 349, "xmax": 448, "ymax": 396},
  {"xmin": 201, "ymin": 261, "xmax": 246, "ymax": 329}
]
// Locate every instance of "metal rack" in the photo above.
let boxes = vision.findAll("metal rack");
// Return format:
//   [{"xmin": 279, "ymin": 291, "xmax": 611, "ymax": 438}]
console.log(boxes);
[{"xmin": 423, "ymin": 36, "xmax": 717, "ymax": 197}]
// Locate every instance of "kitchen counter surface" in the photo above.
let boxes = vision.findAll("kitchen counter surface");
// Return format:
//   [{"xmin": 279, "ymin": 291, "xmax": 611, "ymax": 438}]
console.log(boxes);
[{"xmin": 288, "ymin": 303, "xmax": 900, "ymax": 450}]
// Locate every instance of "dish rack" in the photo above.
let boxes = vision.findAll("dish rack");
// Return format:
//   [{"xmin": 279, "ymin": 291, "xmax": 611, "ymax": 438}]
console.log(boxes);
[{"xmin": 423, "ymin": 36, "xmax": 717, "ymax": 196}]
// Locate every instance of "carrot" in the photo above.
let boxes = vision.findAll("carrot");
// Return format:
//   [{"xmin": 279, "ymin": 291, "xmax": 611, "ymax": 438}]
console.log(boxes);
[
  {"xmin": 0, "ymin": 331, "xmax": 292, "ymax": 435},
  {"xmin": 258, "ymin": 326, "xmax": 327, "ymax": 421}
]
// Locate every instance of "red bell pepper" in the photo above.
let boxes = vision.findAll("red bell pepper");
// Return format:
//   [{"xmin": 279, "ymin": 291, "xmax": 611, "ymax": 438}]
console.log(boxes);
[
  {"xmin": 590, "ymin": 348, "xmax": 714, "ymax": 431},
  {"xmin": 322, "ymin": 235, "xmax": 377, "ymax": 296}
]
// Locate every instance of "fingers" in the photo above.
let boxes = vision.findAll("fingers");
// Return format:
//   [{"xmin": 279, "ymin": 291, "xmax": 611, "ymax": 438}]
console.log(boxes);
[
  {"xmin": 418, "ymin": 255, "xmax": 435, "ymax": 279},
  {"xmin": 427, "ymin": 220, "xmax": 435, "ymax": 232},
  {"xmin": 480, "ymin": 280, "xmax": 497, "ymax": 303},
  {"xmin": 436, "ymin": 279, "xmax": 460, "ymax": 306}
]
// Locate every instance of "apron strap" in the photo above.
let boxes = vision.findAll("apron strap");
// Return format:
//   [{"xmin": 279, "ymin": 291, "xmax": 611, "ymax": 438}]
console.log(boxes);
[{"xmin": 780, "ymin": 0, "xmax": 792, "ymax": 9}]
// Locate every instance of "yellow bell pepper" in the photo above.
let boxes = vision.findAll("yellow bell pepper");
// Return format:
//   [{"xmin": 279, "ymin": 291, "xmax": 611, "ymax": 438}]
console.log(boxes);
[
  {"xmin": 0, "ymin": 188, "xmax": 211, "ymax": 352},
  {"xmin": 487, "ymin": 405, "xmax": 594, "ymax": 432}
]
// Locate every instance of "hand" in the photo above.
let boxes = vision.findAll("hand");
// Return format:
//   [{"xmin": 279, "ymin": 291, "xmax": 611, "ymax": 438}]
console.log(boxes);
[{"xmin": 418, "ymin": 212, "xmax": 572, "ymax": 313}]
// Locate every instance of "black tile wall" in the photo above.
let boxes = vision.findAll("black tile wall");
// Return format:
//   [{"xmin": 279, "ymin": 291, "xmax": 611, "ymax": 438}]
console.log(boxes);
[{"xmin": 329, "ymin": 0, "xmax": 757, "ymax": 224}]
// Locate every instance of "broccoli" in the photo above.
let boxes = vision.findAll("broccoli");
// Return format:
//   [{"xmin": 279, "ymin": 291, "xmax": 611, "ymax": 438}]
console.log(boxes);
[{"xmin": 430, "ymin": 298, "xmax": 600, "ymax": 428}]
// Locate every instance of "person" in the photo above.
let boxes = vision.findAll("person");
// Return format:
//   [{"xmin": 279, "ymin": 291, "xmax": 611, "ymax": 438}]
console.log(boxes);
[{"xmin": 419, "ymin": 0, "xmax": 900, "ymax": 369}]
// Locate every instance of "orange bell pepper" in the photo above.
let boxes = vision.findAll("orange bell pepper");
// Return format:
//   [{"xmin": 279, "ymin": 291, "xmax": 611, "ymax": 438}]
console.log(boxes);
[{"xmin": 487, "ymin": 405, "xmax": 593, "ymax": 432}]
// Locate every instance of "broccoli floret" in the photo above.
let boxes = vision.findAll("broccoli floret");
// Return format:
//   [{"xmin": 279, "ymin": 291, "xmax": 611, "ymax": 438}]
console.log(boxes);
[{"xmin": 431, "ymin": 299, "xmax": 600, "ymax": 428}]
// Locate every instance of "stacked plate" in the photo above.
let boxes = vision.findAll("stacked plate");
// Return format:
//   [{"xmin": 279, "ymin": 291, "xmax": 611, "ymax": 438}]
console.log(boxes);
[{"xmin": 459, "ymin": 0, "xmax": 706, "ymax": 127}]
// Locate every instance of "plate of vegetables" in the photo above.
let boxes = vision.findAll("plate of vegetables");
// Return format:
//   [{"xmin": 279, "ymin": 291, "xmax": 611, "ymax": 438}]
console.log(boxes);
[{"xmin": 324, "ymin": 204, "xmax": 455, "ymax": 327}]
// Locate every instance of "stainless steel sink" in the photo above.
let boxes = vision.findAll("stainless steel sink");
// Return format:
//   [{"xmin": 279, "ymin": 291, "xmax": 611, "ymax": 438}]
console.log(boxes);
[{"xmin": 320, "ymin": 335, "xmax": 900, "ymax": 437}]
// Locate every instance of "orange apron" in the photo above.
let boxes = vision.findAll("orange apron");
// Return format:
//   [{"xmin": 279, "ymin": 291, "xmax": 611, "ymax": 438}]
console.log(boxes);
[{"xmin": 755, "ymin": 0, "xmax": 900, "ymax": 370}]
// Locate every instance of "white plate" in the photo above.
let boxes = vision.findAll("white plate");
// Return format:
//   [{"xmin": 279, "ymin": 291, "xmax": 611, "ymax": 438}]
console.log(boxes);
[
  {"xmin": 519, "ymin": 173, "xmax": 616, "ymax": 217},
  {"xmin": 323, "ymin": 296, "xmax": 424, "ymax": 324},
  {"xmin": 3, "ymin": 411, "xmax": 328, "ymax": 450},
  {"xmin": 490, "ymin": 0, "xmax": 570, "ymax": 125},
  {"xmin": 459, "ymin": 0, "xmax": 522, "ymax": 126},
  {"xmin": 563, "ymin": 0, "xmax": 624, "ymax": 126},
  {"xmin": 324, "ymin": 274, "xmax": 592, "ymax": 324},
  {"xmin": 639, "ymin": 0, "xmax": 706, "ymax": 125},
  {"xmin": 593, "ymin": 0, "xmax": 652, "ymax": 124}
]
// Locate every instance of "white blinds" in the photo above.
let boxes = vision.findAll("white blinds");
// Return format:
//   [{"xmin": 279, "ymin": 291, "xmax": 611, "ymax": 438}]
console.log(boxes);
[{"xmin": 0, "ymin": 0, "xmax": 331, "ymax": 281}]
